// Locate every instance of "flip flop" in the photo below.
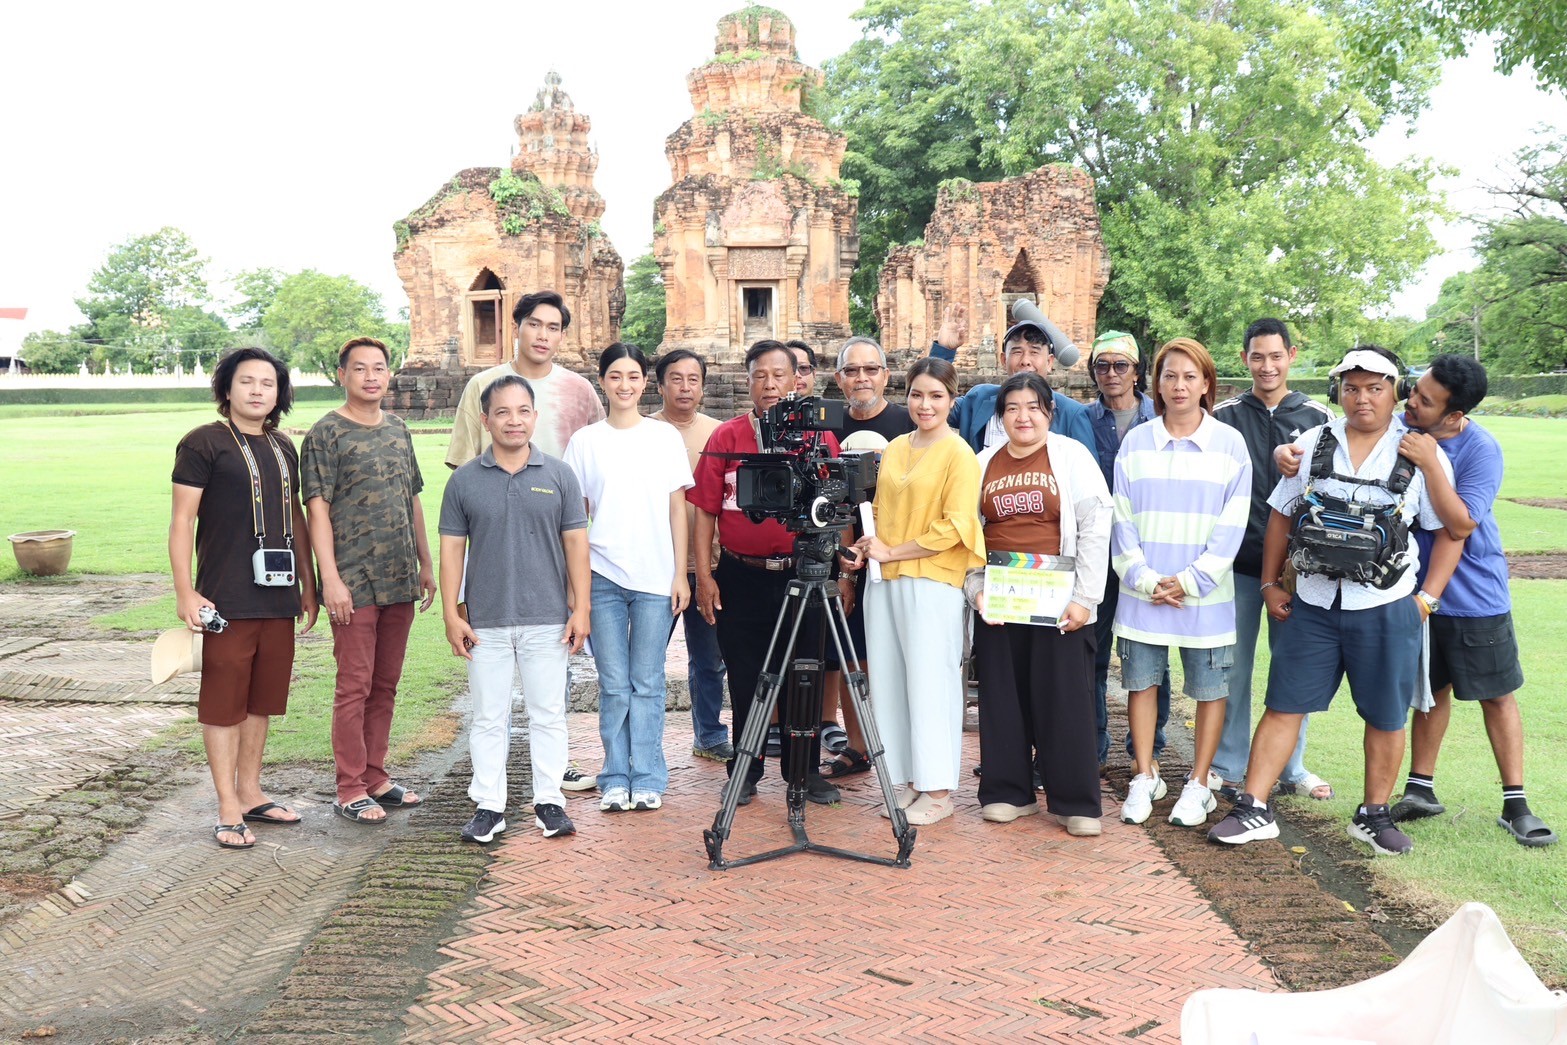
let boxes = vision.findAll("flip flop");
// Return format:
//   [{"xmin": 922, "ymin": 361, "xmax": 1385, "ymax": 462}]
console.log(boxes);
[
  {"xmin": 371, "ymin": 784, "xmax": 423, "ymax": 808},
  {"xmin": 819, "ymin": 721, "xmax": 849, "ymax": 755},
  {"xmin": 243, "ymin": 802, "xmax": 301, "ymax": 825},
  {"xmin": 213, "ymin": 823, "xmax": 255, "ymax": 850},
  {"xmin": 333, "ymin": 797, "xmax": 386, "ymax": 824},
  {"xmin": 1498, "ymin": 813, "xmax": 1558, "ymax": 848},
  {"xmin": 1276, "ymin": 772, "xmax": 1334, "ymax": 801}
]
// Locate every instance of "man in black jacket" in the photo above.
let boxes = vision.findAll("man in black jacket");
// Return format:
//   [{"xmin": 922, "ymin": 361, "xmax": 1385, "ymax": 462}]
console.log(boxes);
[{"xmin": 1211, "ymin": 319, "xmax": 1334, "ymax": 799}]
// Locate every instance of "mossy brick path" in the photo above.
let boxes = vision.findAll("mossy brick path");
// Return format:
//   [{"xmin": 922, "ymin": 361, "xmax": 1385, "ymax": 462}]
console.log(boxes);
[
  {"xmin": 401, "ymin": 718, "xmax": 1278, "ymax": 1044},
  {"xmin": 0, "ymin": 771, "xmax": 426, "ymax": 1032},
  {"xmin": 0, "ymin": 699, "xmax": 185, "ymax": 816}
]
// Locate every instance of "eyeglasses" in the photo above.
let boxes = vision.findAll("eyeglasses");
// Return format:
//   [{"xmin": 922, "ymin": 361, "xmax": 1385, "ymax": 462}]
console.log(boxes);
[
  {"xmin": 1092, "ymin": 360, "xmax": 1134, "ymax": 375},
  {"xmin": 838, "ymin": 365, "xmax": 886, "ymax": 378},
  {"xmin": 796, "ymin": 365, "xmax": 814, "ymax": 375}
]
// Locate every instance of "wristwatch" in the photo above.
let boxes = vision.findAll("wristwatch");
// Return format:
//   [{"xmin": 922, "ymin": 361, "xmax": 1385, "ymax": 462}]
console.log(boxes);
[{"xmin": 1415, "ymin": 590, "xmax": 1440, "ymax": 615}]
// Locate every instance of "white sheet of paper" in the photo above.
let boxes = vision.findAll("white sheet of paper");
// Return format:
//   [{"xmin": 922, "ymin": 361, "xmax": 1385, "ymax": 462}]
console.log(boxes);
[{"xmin": 858, "ymin": 501, "xmax": 882, "ymax": 583}]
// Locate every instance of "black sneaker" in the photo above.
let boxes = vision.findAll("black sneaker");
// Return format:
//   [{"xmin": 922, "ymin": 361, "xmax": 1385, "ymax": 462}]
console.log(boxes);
[
  {"xmin": 461, "ymin": 808, "xmax": 506, "ymax": 844},
  {"xmin": 561, "ymin": 762, "xmax": 597, "ymax": 792},
  {"xmin": 765, "ymin": 724, "xmax": 782, "ymax": 758},
  {"xmin": 534, "ymin": 803, "xmax": 576, "ymax": 838},
  {"xmin": 804, "ymin": 774, "xmax": 840, "ymax": 805},
  {"xmin": 733, "ymin": 780, "xmax": 759, "ymax": 806},
  {"xmin": 1348, "ymin": 804, "xmax": 1412, "ymax": 856},
  {"xmin": 1207, "ymin": 793, "xmax": 1279, "ymax": 845},
  {"xmin": 1390, "ymin": 790, "xmax": 1445, "ymax": 822}
]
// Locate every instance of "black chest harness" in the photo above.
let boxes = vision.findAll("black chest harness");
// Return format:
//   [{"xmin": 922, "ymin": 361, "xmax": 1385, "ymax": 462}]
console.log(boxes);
[{"xmin": 1287, "ymin": 429, "xmax": 1415, "ymax": 590}]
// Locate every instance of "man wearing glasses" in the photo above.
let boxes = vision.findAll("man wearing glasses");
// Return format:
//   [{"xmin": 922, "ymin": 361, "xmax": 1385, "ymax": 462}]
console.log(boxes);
[
  {"xmin": 787, "ymin": 340, "xmax": 819, "ymax": 396},
  {"xmin": 820, "ymin": 336, "xmax": 916, "ymax": 778},
  {"xmin": 1085, "ymin": 332, "xmax": 1169, "ymax": 771},
  {"xmin": 927, "ymin": 303, "xmax": 1094, "ymax": 453}
]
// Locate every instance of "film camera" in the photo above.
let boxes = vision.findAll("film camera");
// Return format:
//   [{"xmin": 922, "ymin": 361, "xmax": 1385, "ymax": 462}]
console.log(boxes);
[{"xmin": 733, "ymin": 395, "xmax": 878, "ymax": 534}]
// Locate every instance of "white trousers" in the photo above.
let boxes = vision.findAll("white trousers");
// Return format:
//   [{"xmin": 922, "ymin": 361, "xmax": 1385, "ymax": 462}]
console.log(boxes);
[
  {"xmin": 865, "ymin": 576, "xmax": 966, "ymax": 792},
  {"xmin": 468, "ymin": 624, "xmax": 568, "ymax": 811}
]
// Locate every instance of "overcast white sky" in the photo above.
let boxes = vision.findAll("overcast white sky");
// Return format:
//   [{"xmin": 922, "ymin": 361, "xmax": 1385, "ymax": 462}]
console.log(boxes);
[{"xmin": 2, "ymin": 1, "xmax": 1564, "ymax": 355}]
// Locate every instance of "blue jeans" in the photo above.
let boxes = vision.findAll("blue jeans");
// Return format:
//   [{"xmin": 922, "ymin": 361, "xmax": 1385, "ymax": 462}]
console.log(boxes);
[
  {"xmin": 1094, "ymin": 573, "xmax": 1169, "ymax": 762},
  {"xmin": 1212, "ymin": 573, "xmax": 1309, "ymax": 785},
  {"xmin": 673, "ymin": 571, "xmax": 728, "ymax": 750},
  {"xmin": 590, "ymin": 573, "xmax": 674, "ymax": 794}
]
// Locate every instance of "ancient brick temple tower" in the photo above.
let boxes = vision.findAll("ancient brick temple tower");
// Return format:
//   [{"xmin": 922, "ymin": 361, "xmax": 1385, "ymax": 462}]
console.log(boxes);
[
  {"xmin": 653, "ymin": 8, "xmax": 859, "ymax": 364},
  {"xmin": 387, "ymin": 72, "xmax": 624, "ymax": 417},
  {"xmin": 876, "ymin": 168, "xmax": 1110, "ymax": 380}
]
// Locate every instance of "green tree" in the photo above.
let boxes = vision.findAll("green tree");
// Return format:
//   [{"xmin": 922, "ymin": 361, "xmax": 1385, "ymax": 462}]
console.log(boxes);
[
  {"xmin": 823, "ymin": 0, "xmax": 1447, "ymax": 350},
  {"xmin": 69, "ymin": 227, "xmax": 230, "ymax": 369},
  {"xmin": 18, "ymin": 330, "xmax": 86, "ymax": 374},
  {"xmin": 229, "ymin": 267, "xmax": 284, "ymax": 330},
  {"xmin": 824, "ymin": 0, "xmax": 1004, "ymax": 333},
  {"xmin": 1349, "ymin": 1, "xmax": 1567, "ymax": 92},
  {"xmin": 619, "ymin": 252, "xmax": 668, "ymax": 350},
  {"xmin": 262, "ymin": 270, "xmax": 390, "ymax": 377},
  {"xmin": 76, "ymin": 227, "xmax": 210, "ymax": 329}
]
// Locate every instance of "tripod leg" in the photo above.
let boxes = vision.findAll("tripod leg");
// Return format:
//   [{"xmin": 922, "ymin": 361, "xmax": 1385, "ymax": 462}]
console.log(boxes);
[
  {"xmin": 824, "ymin": 588, "xmax": 915, "ymax": 864},
  {"xmin": 705, "ymin": 579, "xmax": 812, "ymax": 867}
]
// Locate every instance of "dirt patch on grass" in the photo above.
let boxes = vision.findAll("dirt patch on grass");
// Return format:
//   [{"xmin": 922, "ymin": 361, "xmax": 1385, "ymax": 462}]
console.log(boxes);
[
  {"xmin": 1106, "ymin": 751, "xmax": 1417, "ymax": 991},
  {"xmin": 1506, "ymin": 552, "xmax": 1567, "ymax": 579},
  {"xmin": 1511, "ymin": 498, "xmax": 1567, "ymax": 511}
]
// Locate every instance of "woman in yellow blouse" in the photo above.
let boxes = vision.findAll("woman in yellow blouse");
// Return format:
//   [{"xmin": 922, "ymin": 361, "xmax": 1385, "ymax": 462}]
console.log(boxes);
[{"xmin": 856, "ymin": 357, "xmax": 985, "ymax": 825}]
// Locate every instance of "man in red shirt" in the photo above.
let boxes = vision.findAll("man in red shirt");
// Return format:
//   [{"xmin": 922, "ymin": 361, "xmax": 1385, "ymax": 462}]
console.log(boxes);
[{"xmin": 691, "ymin": 340, "xmax": 848, "ymax": 806}]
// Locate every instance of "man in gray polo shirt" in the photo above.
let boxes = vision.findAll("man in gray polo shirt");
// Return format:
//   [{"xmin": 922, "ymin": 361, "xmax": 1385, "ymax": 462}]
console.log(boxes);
[{"xmin": 440, "ymin": 374, "xmax": 591, "ymax": 842}]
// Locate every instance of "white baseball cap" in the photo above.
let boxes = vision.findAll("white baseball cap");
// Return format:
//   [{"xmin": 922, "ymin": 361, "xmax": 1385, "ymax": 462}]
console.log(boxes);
[{"xmin": 1328, "ymin": 349, "xmax": 1400, "ymax": 381}]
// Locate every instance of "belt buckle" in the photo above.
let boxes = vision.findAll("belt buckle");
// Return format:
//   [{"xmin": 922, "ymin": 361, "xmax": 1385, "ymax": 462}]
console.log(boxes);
[{"xmin": 765, "ymin": 557, "xmax": 789, "ymax": 572}]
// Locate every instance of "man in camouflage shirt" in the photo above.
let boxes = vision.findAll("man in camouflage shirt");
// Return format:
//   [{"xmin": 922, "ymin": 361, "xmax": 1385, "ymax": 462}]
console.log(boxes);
[{"xmin": 303, "ymin": 337, "xmax": 436, "ymax": 824}]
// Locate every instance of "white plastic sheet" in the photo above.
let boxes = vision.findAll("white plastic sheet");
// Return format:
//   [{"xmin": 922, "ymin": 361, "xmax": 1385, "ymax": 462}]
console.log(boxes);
[{"xmin": 1182, "ymin": 903, "xmax": 1567, "ymax": 1044}]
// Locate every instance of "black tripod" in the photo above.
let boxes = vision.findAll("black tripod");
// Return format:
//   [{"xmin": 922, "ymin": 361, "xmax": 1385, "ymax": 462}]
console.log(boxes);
[{"xmin": 703, "ymin": 532, "xmax": 916, "ymax": 870}]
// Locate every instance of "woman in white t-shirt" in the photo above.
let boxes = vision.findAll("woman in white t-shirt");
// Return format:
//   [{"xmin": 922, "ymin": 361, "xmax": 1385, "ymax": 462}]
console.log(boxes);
[{"xmin": 563, "ymin": 344, "xmax": 694, "ymax": 813}]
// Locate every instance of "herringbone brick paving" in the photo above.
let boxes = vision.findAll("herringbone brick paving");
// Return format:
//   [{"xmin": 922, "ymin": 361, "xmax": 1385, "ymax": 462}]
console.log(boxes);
[
  {"xmin": 0, "ymin": 773, "xmax": 413, "ymax": 1027},
  {"xmin": 0, "ymin": 698, "xmax": 185, "ymax": 815},
  {"xmin": 403, "ymin": 716, "xmax": 1279, "ymax": 1043}
]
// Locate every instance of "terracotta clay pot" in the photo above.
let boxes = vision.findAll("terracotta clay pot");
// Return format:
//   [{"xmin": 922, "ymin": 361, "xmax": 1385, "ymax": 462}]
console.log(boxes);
[{"xmin": 8, "ymin": 530, "xmax": 76, "ymax": 576}]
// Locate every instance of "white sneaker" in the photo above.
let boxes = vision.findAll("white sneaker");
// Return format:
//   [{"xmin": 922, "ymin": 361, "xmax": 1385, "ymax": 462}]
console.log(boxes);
[
  {"xmin": 1121, "ymin": 773, "xmax": 1165, "ymax": 824},
  {"xmin": 1169, "ymin": 778, "xmax": 1218, "ymax": 827},
  {"xmin": 599, "ymin": 787, "xmax": 631, "ymax": 812},
  {"xmin": 1206, "ymin": 769, "xmax": 1225, "ymax": 791},
  {"xmin": 631, "ymin": 790, "xmax": 662, "ymax": 811}
]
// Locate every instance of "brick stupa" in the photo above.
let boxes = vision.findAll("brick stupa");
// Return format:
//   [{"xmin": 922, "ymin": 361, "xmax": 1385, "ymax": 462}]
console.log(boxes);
[
  {"xmin": 653, "ymin": 7, "xmax": 859, "ymax": 363},
  {"xmin": 388, "ymin": 72, "xmax": 624, "ymax": 417},
  {"xmin": 877, "ymin": 167, "xmax": 1110, "ymax": 377}
]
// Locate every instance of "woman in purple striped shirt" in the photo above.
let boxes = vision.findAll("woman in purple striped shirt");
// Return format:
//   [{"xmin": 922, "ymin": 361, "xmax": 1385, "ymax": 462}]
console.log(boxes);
[{"xmin": 1110, "ymin": 338, "xmax": 1252, "ymax": 829}]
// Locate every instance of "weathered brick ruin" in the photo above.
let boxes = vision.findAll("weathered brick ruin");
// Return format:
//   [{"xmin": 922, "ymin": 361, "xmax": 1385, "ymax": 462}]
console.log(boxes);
[
  {"xmin": 385, "ymin": 12, "xmax": 1110, "ymax": 419},
  {"xmin": 877, "ymin": 167, "xmax": 1110, "ymax": 393},
  {"xmin": 652, "ymin": 7, "xmax": 859, "ymax": 365},
  {"xmin": 387, "ymin": 73, "xmax": 624, "ymax": 418}
]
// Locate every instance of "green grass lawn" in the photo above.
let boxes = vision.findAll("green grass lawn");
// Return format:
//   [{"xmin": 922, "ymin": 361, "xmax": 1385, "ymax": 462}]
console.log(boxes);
[
  {"xmin": 3, "ymin": 399, "xmax": 467, "ymax": 769},
  {"xmin": 1245, "ymin": 581, "xmax": 1567, "ymax": 985},
  {"xmin": 1149, "ymin": 413, "xmax": 1567, "ymax": 983}
]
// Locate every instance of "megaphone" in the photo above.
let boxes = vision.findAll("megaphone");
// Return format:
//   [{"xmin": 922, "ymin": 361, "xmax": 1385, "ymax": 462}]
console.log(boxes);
[{"xmin": 1010, "ymin": 299, "xmax": 1081, "ymax": 368}]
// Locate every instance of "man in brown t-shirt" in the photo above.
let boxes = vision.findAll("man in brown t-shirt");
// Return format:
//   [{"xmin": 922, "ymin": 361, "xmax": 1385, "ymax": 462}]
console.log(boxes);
[
  {"xmin": 302, "ymin": 337, "xmax": 435, "ymax": 825},
  {"xmin": 651, "ymin": 349, "xmax": 729, "ymax": 761},
  {"xmin": 170, "ymin": 347, "xmax": 319, "ymax": 850}
]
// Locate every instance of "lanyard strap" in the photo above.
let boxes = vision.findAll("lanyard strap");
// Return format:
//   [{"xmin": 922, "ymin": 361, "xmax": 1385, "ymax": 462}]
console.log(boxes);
[{"xmin": 227, "ymin": 423, "xmax": 293, "ymax": 547}]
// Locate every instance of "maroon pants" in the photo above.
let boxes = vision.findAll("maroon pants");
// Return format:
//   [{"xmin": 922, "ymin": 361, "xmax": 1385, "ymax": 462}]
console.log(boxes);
[{"xmin": 330, "ymin": 601, "xmax": 414, "ymax": 802}]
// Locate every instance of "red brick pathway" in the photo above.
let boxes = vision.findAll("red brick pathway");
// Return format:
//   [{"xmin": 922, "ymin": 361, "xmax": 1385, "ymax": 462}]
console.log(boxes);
[{"xmin": 404, "ymin": 716, "xmax": 1278, "ymax": 1042}]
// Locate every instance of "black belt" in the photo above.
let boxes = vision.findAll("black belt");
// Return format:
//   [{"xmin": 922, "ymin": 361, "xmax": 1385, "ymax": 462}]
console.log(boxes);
[{"xmin": 722, "ymin": 548, "xmax": 794, "ymax": 572}]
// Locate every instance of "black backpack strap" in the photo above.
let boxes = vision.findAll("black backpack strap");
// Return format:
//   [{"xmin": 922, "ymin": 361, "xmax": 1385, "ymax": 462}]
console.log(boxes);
[
  {"xmin": 1387, "ymin": 453, "xmax": 1416, "ymax": 496},
  {"xmin": 1308, "ymin": 427, "xmax": 1338, "ymax": 481}
]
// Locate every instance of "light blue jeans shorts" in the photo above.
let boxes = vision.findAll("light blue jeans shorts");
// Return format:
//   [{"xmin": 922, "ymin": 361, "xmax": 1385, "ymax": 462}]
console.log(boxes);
[{"xmin": 1118, "ymin": 638, "xmax": 1233, "ymax": 702}]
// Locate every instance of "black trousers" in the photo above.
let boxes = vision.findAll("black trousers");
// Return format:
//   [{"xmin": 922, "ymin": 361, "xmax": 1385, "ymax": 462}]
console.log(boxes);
[
  {"xmin": 974, "ymin": 619, "xmax": 1102, "ymax": 818},
  {"xmin": 713, "ymin": 554, "xmax": 825, "ymax": 784}
]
